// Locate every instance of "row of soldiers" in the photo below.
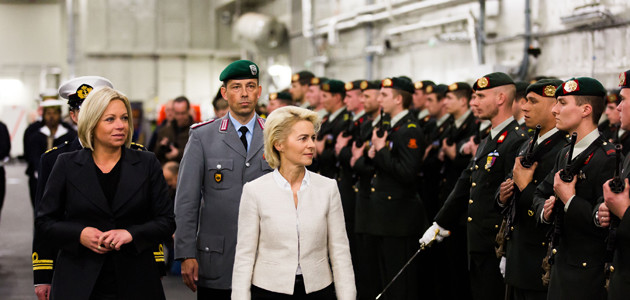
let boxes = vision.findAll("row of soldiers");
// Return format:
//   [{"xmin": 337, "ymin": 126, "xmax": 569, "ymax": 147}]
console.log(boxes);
[{"xmin": 287, "ymin": 69, "xmax": 630, "ymax": 300}]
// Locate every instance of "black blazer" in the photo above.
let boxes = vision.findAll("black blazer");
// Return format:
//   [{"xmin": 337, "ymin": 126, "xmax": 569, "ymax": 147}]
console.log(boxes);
[{"xmin": 35, "ymin": 148, "xmax": 175, "ymax": 300}]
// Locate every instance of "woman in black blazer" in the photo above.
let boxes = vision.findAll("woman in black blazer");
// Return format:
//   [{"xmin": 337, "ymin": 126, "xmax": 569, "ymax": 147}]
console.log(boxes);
[{"xmin": 35, "ymin": 87, "xmax": 175, "ymax": 300}]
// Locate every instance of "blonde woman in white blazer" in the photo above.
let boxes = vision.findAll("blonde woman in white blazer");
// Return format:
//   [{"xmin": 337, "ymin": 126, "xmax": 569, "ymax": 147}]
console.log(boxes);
[{"xmin": 232, "ymin": 106, "xmax": 356, "ymax": 300}]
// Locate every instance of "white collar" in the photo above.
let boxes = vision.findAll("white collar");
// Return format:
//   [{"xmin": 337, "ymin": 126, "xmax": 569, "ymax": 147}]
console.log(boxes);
[
  {"xmin": 418, "ymin": 108, "xmax": 429, "ymax": 120},
  {"xmin": 537, "ymin": 128, "xmax": 559, "ymax": 145},
  {"xmin": 272, "ymin": 168, "xmax": 310, "ymax": 191},
  {"xmin": 328, "ymin": 107, "xmax": 346, "ymax": 122},
  {"xmin": 390, "ymin": 110, "xmax": 409, "ymax": 127},
  {"xmin": 436, "ymin": 113, "xmax": 451, "ymax": 127},
  {"xmin": 39, "ymin": 124, "xmax": 69, "ymax": 139},
  {"xmin": 372, "ymin": 115, "xmax": 381, "ymax": 127},
  {"xmin": 479, "ymin": 120, "xmax": 491, "ymax": 131},
  {"xmin": 572, "ymin": 129, "xmax": 600, "ymax": 160},
  {"xmin": 619, "ymin": 129, "xmax": 626, "ymax": 138},
  {"xmin": 352, "ymin": 110, "xmax": 365, "ymax": 121},
  {"xmin": 490, "ymin": 116, "xmax": 515, "ymax": 140},
  {"xmin": 454, "ymin": 110, "xmax": 472, "ymax": 129}
]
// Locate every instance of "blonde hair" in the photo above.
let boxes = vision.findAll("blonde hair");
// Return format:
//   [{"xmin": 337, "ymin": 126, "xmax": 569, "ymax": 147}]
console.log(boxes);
[
  {"xmin": 78, "ymin": 87, "xmax": 134, "ymax": 150},
  {"xmin": 263, "ymin": 106, "xmax": 321, "ymax": 169}
]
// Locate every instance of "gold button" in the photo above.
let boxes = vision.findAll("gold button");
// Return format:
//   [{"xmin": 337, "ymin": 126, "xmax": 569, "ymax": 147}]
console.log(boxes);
[
  {"xmin": 373, "ymin": 174, "xmax": 377, "ymax": 178},
  {"xmin": 534, "ymin": 180, "xmax": 538, "ymax": 183},
  {"xmin": 542, "ymin": 242, "xmax": 546, "ymax": 246},
  {"xmin": 475, "ymin": 165, "xmax": 479, "ymax": 170},
  {"xmin": 495, "ymin": 224, "xmax": 499, "ymax": 229},
  {"xmin": 354, "ymin": 188, "xmax": 359, "ymax": 193},
  {"xmin": 472, "ymin": 182, "xmax": 477, "ymax": 187},
  {"xmin": 371, "ymin": 187, "xmax": 375, "ymax": 192},
  {"xmin": 467, "ymin": 217, "xmax": 472, "ymax": 222},
  {"xmin": 582, "ymin": 262, "xmax": 587, "ymax": 267},
  {"xmin": 603, "ymin": 142, "xmax": 608, "ymax": 145},
  {"xmin": 387, "ymin": 196, "xmax": 392, "ymax": 200},
  {"xmin": 510, "ymin": 226, "xmax": 514, "ymax": 231},
  {"xmin": 610, "ymin": 266, "xmax": 615, "ymax": 272},
  {"xmin": 515, "ymin": 126, "xmax": 519, "ymax": 130},
  {"xmin": 552, "ymin": 249, "xmax": 557, "ymax": 254},
  {"xmin": 469, "ymin": 199, "xmax": 473, "ymax": 204}
]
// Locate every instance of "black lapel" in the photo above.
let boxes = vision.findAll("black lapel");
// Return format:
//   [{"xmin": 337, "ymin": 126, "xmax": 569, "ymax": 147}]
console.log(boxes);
[
  {"xmin": 111, "ymin": 148, "xmax": 146, "ymax": 213},
  {"xmin": 68, "ymin": 149, "xmax": 111, "ymax": 215}
]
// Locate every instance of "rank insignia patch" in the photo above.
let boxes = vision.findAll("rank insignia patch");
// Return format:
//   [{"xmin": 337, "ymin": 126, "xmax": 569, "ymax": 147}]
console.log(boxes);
[
  {"xmin": 408, "ymin": 138, "xmax": 418, "ymax": 149},
  {"xmin": 214, "ymin": 171, "xmax": 223, "ymax": 183},
  {"xmin": 497, "ymin": 131, "xmax": 507, "ymax": 143}
]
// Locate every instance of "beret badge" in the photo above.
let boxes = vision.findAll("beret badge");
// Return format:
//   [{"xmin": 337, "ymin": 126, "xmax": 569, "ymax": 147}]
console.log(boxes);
[
  {"xmin": 448, "ymin": 83, "xmax": 458, "ymax": 91},
  {"xmin": 477, "ymin": 77, "xmax": 489, "ymax": 89},
  {"xmin": 620, "ymin": 72, "xmax": 627, "ymax": 87},
  {"xmin": 345, "ymin": 82, "xmax": 354, "ymax": 91},
  {"xmin": 360, "ymin": 81, "xmax": 368, "ymax": 90},
  {"xmin": 292, "ymin": 74, "xmax": 300, "ymax": 82},
  {"xmin": 311, "ymin": 77, "xmax": 320, "ymax": 85},
  {"xmin": 76, "ymin": 84, "xmax": 93, "ymax": 100},
  {"xmin": 414, "ymin": 81, "xmax": 423, "ymax": 90},
  {"xmin": 426, "ymin": 85, "xmax": 434, "ymax": 93},
  {"xmin": 382, "ymin": 78, "xmax": 393, "ymax": 87},
  {"xmin": 269, "ymin": 93, "xmax": 278, "ymax": 100},
  {"xmin": 322, "ymin": 83, "xmax": 330, "ymax": 91},
  {"xmin": 543, "ymin": 85, "xmax": 556, "ymax": 97},
  {"xmin": 564, "ymin": 80, "xmax": 579, "ymax": 93}
]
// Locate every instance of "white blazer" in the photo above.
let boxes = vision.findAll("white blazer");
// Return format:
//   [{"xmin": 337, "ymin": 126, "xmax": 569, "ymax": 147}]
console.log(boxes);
[{"xmin": 232, "ymin": 171, "xmax": 356, "ymax": 299}]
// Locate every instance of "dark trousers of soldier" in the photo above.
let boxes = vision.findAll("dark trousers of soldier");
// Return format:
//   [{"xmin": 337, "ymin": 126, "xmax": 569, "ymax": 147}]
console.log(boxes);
[
  {"xmin": 510, "ymin": 287, "xmax": 547, "ymax": 300},
  {"xmin": 373, "ymin": 235, "xmax": 419, "ymax": 300},
  {"xmin": 429, "ymin": 227, "xmax": 472, "ymax": 300},
  {"xmin": 355, "ymin": 234, "xmax": 383, "ymax": 300},
  {"xmin": 198, "ymin": 287, "xmax": 231, "ymax": 300},
  {"xmin": 469, "ymin": 253, "xmax": 505, "ymax": 300},
  {"xmin": 0, "ymin": 167, "xmax": 5, "ymax": 216},
  {"xmin": 251, "ymin": 278, "xmax": 335, "ymax": 300},
  {"xmin": 28, "ymin": 175, "xmax": 36, "ymax": 208}
]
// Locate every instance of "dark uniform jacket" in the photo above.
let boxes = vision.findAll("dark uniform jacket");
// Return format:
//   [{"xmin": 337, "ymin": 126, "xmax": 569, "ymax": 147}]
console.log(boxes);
[
  {"xmin": 353, "ymin": 115, "xmax": 383, "ymax": 234},
  {"xmin": 532, "ymin": 135, "xmax": 615, "ymax": 300},
  {"xmin": 316, "ymin": 108, "xmax": 352, "ymax": 179},
  {"xmin": 435, "ymin": 119, "xmax": 527, "ymax": 254},
  {"xmin": 420, "ymin": 114, "xmax": 453, "ymax": 218},
  {"xmin": 367, "ymin": 111, "xmax": 427, "ymax": 237},
  {"xmin": 24, "ymin": 123, "xmax": 76, "ymax": 179},
  {"xmin": 35, "ymin": 148, "xmax": 175, "ymax": 300},
  {"xmin": 153, "ymin": 117, "xmax": 193, "ymax": 164},
  {"xmin": 503, "ymin": 129, "xmax": 567, "ymax": 291}
]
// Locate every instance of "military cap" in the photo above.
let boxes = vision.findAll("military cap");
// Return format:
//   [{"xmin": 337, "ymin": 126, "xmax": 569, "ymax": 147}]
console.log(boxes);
[
  {"xmin": 345, "ymin": 80, "xmax": 364, "ymax": 91},
  {"xmin": 58, "ymin": 76, "xmax": 114, "ymax": 110},
  {"xmin": 474, "ymin": 72, "xmax": 515, "ymax": 91},
  {"xmin": 447, "ymin": 82, "xmax": 472, "ymax": 93},
  {"xmin": 398, "ymin": 76, "xmax": 413, "ymax": 83},
  {"xmin": 619, "ymin": 70, "xmax": 630, "ymax": 89},
  {"xmin": 219, "ymin": 60, "xmax": 259, "ymax": 82},
  {"xmin": 435, "ymin": 84, "xmax": 449, "ymax": 98},
  {"xmin": 525, "ymin": 79, "xmax": 563, "ymax": 98},
  {"xmin": 554, "ymin": 77, "xmax": 606, "ymax": 98},
  {"xmin": 310, "ymin": 76, "xmax": 328, "ymax": 86},
  {"xmin": 515, "ymin": 81, "xmax": 529, "ymax": 93},
  {"xmin": 291, "ymin": 71, "xmax": 314, "ymax": 83},
  {"xmin": 269, "ymin": 91, "xmax": 292, "ymax": 101},
  {"xmin": 381, "ymin": 77, "xmax": 415, "ymax": 94},
  {"xmin": 360, "ymin": 80, "xmax": 381, "ymax": 91},
  {"xmin": 414, "ymin": 80, "xmax": 436, "ymax": 92},
  {"xmin": 40, "ymin": 99, "xmax": 65, "ymax": 107},
  {"xmin": 39, "ymin": 88, "xmax": 58, "ymax": 100},
  {"xmin": 321, "ymin": 79, "xmax": 345, "ymax": 94},
  {"xmin": 607, "ymin": 89, "xmax": 621, "ymax": 105}
]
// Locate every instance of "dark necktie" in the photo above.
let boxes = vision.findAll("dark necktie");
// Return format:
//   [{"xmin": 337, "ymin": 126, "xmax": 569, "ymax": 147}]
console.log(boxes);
[{"xmin": 239, "ymin": 126, "xmax": 248, "ymax": 151}]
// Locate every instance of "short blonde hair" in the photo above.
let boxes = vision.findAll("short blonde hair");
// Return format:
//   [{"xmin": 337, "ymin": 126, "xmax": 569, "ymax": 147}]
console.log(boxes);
[
  {"xmin": 78, "ymin": 87, "xmax": 134, "ymax": 150},
  {"xmin": 263, "ymin": 106, "xmax": 321, "ymax": 169}
]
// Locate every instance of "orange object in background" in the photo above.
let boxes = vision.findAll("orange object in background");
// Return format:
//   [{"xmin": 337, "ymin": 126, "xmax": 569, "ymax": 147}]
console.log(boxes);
[{"xmin": 156, "ymin": 103, "xmax": 201, "ymax": 125}]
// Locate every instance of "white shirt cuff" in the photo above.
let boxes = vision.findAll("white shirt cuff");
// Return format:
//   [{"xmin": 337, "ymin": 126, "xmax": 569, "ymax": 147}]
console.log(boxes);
[{"xmin": 564, "ymin": 195, "xmax": 575, "ymax": 212}]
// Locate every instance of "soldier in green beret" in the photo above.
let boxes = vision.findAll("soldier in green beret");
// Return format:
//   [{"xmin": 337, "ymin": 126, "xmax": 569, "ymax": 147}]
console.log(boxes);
[
  {"xmin": 305, "ymin": 76, "xmax": 328, "ymax": 118},
  {"xmin": 267, "ymin": 91, "xmax": 293, "ymax": 114},
  {"xmin": 412, "ymin": 80, "xmax": 436, "ymax": 127},
  {"xmin": 289, "ymin": 70, "xmax": 314, "ymax": 108},
  {"xmin": 514, "ymin": 81, "xmax": 532, "ymax": 135},
  {"xmin": 532, "ymin": 77, "xmax": 615, "ymax": 300},
  {"xmin": 497, "ymin": 78, "xmax": 565, "ymax": 300},
  {"xmin": 422, "ymin": 72, "xmax": 528, "ymax": 300}
]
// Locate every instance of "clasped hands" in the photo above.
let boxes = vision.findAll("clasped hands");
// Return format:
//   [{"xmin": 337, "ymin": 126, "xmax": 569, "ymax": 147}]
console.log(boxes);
[{"xmin": 80, "ymin": 227, "xmax": 133, "ymax": 254}]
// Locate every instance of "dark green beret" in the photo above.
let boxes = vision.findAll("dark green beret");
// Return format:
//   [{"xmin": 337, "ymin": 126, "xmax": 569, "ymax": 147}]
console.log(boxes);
[
  {"xmin": 269, "ymin": 92, "xmax": 292, "ymax": 101},
  {"xmin": 619, "ymin": 70, "xmax": 630, "ymax": 89},
  {"xmin": 526, "ymin": 79, "xmax": 563, "ymax": 98},
  {"xmin": 554, "ymin": 77, "xmax": 606, "ymax": 98},
  {"xmin": 435, "ymin": 84, "xmax": 448, "ymax": 98},
  {"xmin": 398, "ymin": 76, "xmax": 413, "ymax": 84},
  {"xmin": 515, "ymin": 81, "xmax": 529, "ymax": 94},
  {"xmin": 345, "ymin": 80, "xmax": 364, "ymax": 91},
  {"xmin": 607, "ymin": 89, "xmax": 621, "ymax": 105},
  {"xmin": 360, "ymin": 80, "xmax": 381, "ymax": 91},
  {"xmin": 310, "ymin": 76, "xmax": 328, "ymax": 86},
  {"xmin": 292, "ymin": 71, "xmax": 314, "ymax": 83},
  {"xmin": 447, "ymin": 82, "xmax": 472, "ymax": 93},
  {"xmin": 321, "ymin": 79, "xmax": 345, "ymax": 94},
  {"xmin": 474, "ymin": 72, "xmax": 515, "ymax": 91},
  {"xmin": 381, "ymin": 77, "xmax": 414, "ymax": 94},
  {"xmin": 414, "ymin": 80, "xmax": 436, "ymax": 91},
  {"xmin": 219, "ymin": 60, "xmax": 259, "ymax": 82}
]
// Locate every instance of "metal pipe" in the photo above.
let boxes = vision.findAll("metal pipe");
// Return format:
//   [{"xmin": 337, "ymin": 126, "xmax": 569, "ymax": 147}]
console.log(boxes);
[
  {"xmin": 366, "ymin": 0, "xmax": 375, "ymax": 80},
  {"xmin": 476, "ymin": 0, "xmax": 485, "ymax": 65},
  {"xmin": 516, "ymin": 0, "xmax": 531, "ymax": 80},
  {"xmin": 66, "ymin": 0, "xmax": 75, "ymax": 78}
]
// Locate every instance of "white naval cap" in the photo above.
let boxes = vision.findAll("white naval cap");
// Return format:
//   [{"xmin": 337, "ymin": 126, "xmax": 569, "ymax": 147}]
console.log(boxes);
[
  {"xmin": 39, "ymin": 88, "xmax": 59, "ymax": 100},
  {"xmin": 58, "ymin": 76, "xmax": 113, "ymax": 110},
  {"xmin": 39, "ymin": 99, "xmax": 65, "ymax": 107}
]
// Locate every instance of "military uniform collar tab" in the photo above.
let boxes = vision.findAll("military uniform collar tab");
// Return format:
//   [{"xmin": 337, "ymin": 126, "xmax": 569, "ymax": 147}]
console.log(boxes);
[{"xmin": 490, "ymin": 116, "xmax": 514, "ymax": 139}]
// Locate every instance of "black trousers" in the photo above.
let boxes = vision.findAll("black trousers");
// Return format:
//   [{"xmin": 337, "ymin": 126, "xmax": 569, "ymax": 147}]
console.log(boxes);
[
  {"xmin": 197, "ymin": 287, "xmax": 231, "ymax": 300},
  {"xmin": 469, "ymin": 253, "xmax": 505, "ymax": 300},
  {"xmin": 373, "ymin": 235, "xmax": 419, "ymax": 300},
  {"xmin": 511, "ymin": 286, "xmax": 547, "ymax": 300},
  {"xmin": 251, "ymin": 275, "xmax": 335, "ymax": 300}
]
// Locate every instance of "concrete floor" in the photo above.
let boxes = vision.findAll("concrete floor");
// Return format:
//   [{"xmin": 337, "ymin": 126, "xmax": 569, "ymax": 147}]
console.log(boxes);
[{"xmin": 0, "ymin": 162, "xmax": 195, "ymax": 300}]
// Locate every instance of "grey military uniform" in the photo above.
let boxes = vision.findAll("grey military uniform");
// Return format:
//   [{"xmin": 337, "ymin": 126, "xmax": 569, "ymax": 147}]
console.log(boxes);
[{"xmin": 174, "ymin": 114, "xmax": 271, "ymax": 289}]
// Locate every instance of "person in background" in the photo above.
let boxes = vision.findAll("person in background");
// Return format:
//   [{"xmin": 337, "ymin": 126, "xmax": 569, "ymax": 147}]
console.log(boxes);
[
  {"xmin": 289, "ymin": 71, "xmax": 315, "ymax": 109},
  {"xmin": 212, "ymin": 93, "xmax": 229, "ymax": 119},
  {"xmin": 35, "ymin": 86, "xmax": 175, "ymax": 299},
  {"xmin": 147, "ymin": 100, "xmax": 174, "ymax": 152},
  {"xmin": 306, "ymin": 77, "xmax": 328, "ymax": 118},
  {"xmin": 267, "ymin": 92, "xmax": 294, "ymax": 114},
  {"xmin": 232, "ymin": 105, "xmax": 356, "ymax": 299},
  {"xmin": 0, "ymin": 121, "xmax": 10, "ymax": 221},
  {"xmin": 154, "ymin": 96, "xmax": 193, "ymax": 164}
]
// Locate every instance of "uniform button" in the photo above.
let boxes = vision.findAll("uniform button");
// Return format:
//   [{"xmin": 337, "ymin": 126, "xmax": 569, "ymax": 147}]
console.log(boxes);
[
  {"xmin": 337, "ymin": 177, "xmax": 341, "ymax": 181},
  {"xmin": 354, "ymin": 188, "xmax": 359, "ymax": 193},
  {"xmin": 472, "ymin": 182, "xmax": 477, "ymax": 187},
  {"xmin": 552, "ymin": 249, "xmax": 557, "ymax": 255},
  {"xmin": 387, "ymin": 196, "xmax": 392, "ymax": 200},
  {"xmin": 475, "ymin": 165, "xmax": 479, "ymax": 170},
  {"xmin": 371, "ymin": 187, "xmax": 375, "ymax": 192},
  {"xmin": 467, "ymin": 217, "xmax": 472, "ymax": 222},
  {"xmin": 610, "ymin": 266, "xmax": 615, "ymax": 272},
  {"xmin": 204, "ymin": 247, "xmax": 209, "ymax": 252},
  {"xmin": 495, "ymin": 224, "xmax": 499, "ymax": 229},
  {"xmin": 373, "ymin": 174, "xmax": 377, "ymax": 178},
  {"xmin": 534, "ymin": 179, "xmax": 538, "ymax": 183},
  {"xmin": 510, "ymin": 226, "xmax": 514, "ymax": 231},
  {"xmin": 469, "ymin": 199, "xmax": 473, "ymax": 204},
  {"xmin": 542, "ymin": 242, "xmax": 546, "ymax": 246},
  {"xmin": 245, "ymin": 162, "xmax": 250, "ymax": 167},
  {"xmin": 582, "ymin": 262, "xmax": 587, "ymax": 267}
]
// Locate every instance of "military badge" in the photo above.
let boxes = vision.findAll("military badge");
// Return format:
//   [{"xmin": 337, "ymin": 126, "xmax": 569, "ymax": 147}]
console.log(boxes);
[
  {"xmin": 249, "ymin": 64, "xmax": 258, "ymax": 75},
  {"xmin": 426, "ymin": 85, "xmax": 434, "ymax": 93},
  {"xmin": 76, "ymin": 84, "xmax": 93, "ymax": 99},
  {"xmin": 528, "ymin": 210, "xmax": 534, "ymax": 217},
  {"xmin": 214, "ymin": 171, "xmax": 223, "ymax": 183},
  {"xmin": 292, "ymin": 74, "xmax": 300, "ymax": 82},
  {"xmin": 620, "ymin": 72, "xmax": 627, "ymax": 87},
  {"xmin": 407, "ymin": 138, "xmax": 418, "ymax": 149},
  {"xmin": 543, "ymin": 85, "xmax": 556, "ymax": 97},
  {"xmin": 448, "ymin": 83, "xmax": 458, "ymax": 91},
  {"xmin": 345, "ymin": 82, "xmax": 354, "ymax": 91},
  {"xmin": 414, "ymin": 81, "xmax": 423, "ymax": 90},
  {"xmin": 311, "ymin": 77, "xmax": 320, "ymax": 85},
  {"xmin": 322, "ymin": 83, "xmax": 330, "ymax": 91},
  {"xmin": 485, "ymin": 150, "xmax": 499, "ymax": 170},
  {"xmin": 360, "ymin": 80, "xmax": 368, "ymax": 90},
  {"xmin": 564, "ymin": 80, "xmax": 579, "ymax": 93},
  {"xmin": 269, "ymin": 93, "xmax": 278, "ymax": 100},
  {"xmin": 477, "ymin": 77, "xmax": 489, "ymax": 89},
  {"xmin": 608, "ymin": 94, "xmax": 618, "ymax": 103},
  {"xmin": 497, "ymin": 131, "xmax": 507, "ymax": 143},
  {"xmin": 382, "ymin": 78, "xmax": 393, "ymax": 87}
]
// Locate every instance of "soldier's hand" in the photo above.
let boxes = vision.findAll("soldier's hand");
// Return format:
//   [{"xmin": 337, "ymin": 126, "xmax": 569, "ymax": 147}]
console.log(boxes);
[
  {"xmin": 99, "ymin": 229, "xmax": 133, "ymax": 251},
  {"xmin": 598, "ymin": 202, "xmax": 611, "ymax": 228},
  {"xmin": 542, "ymin": 196, "xmax": 556, "ymax": 223},
  {"xmin": 461, "ymin": 139, "xmax": 473, "ymax": 155},
  {"xmin": 367, "ymin": 145, "xmax": 376, "ymax": 159},
  {"xmin": 160, "ymin": 137, "xmax": 170, "ymax": 146},
  {"xmin": 441, "ymin": 138, "xmax": 457, "ymax": 160},
  {"xmin": 419, "ymin": 222, "xmax": 450, "ymax": 246},
  {"xmin": 422, "ymin": 144, "xmax": 433, "ymax": 161},
  {"xmin": 499, "ymin": 256, "xmax": 506, "ymax": 278},
  {"xmin": 35, "ymin": 284, "xmax": 51, "ymax": 300},
  {"xmin": 335, "ymin": 132, "xmax": 352, "ymax": 156},
  {"xmin": 350, "ymin": 142, "xmax": 365, "ymax": 167},
  {"xmin": 513, "ymin": 157, "xmax": 537, "ymax": 191},
  {"xmin": 181, "ymin": 258, "xmax": 199, "ymax": 292},
  {"xmin": 553, "ymin": 171, "xmax": 576, "ymax": 204},
  {"xmin": 371, "ymin": 128, "xmax": 387, "ymax": 151},
  {"xmin": 498, "ymin": 179, "xmax": 514, "ymax": 205},
  {"xmin": 603, "ymin": 178, "xmax": 630, "ymax": 219},
  {"xmin": 80, "ymin": 227, "xmax": 110, "ymax": 254},
  {"xmin": 165, "ymin": 145, "xmax": 179, "ymax": 160}
]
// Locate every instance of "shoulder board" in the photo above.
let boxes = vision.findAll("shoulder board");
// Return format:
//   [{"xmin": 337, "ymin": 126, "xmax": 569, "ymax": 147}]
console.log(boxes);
[
  {"xmin": 407, "ymin": 123, "xmax": 417, "ymax": 128},
  {"xmin": 130, "ymin": 142, "xmax": 147, "ymax": 151},
  {"xmin": 191, "ymin": 119, "xmax": 215, "ymax": 129},
  {"xmin": 44, "ymin": 140, "xmax": 70, "ymax": 154},
  {"xmin": 257, "ymin": 117, "xmax": 265, "ymax": 129},
  {"xmin": 44, "ymin": 147, "xmax": 58, "ymax": 154}
]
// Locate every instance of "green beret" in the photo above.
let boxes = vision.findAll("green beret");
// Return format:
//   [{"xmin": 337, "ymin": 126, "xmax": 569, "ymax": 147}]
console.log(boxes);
[
  {"xmin": 310, "ymin": 76, "xmax": 328, "ymax": 86},
  {"xmin": 219, "ymin": 60, "xmax": 259, "ymax": 82},
  {"xmin": 360, "ymin": 80, "xmax": 381, "ymax": 91},
  {"xmin": 435, "ymin": 84, "xmax": 449, "ymax": 98},
  {"xmin": 381, "ymin": 77, "xmax": 414, "ymax": 94},
  {"xmin": 414, "ymin": 80, "xmax": 436, "ymax": 91},
  {"xmin": 474, "ymin": 72, "xmax": 515, "ymax": 91},
  {"xmin": 526, "ymin": 79, "xmax": 563, "ymax": 98},
  {"xmin": 619, "ymin": 70, "xmax": 630, "ymax": 89},
  {"xmin": 321, "ymin": 79, "xmax": 345, "ymax": 94},
  {"xmin": 269, "ymin": 92, "xmax": 292, "ymax": 101},
  {"xmin": 447, "ymin": 82, "xmax": 472, "ymax": 93},
  {"xmin": 515, "ymin": 81, "xmax": 529, "ymax": 94},
  {"xmin": 607, "ymin": 89, "xmax": 621, "ymax": 105},
  {"xmin": 345, "ymin": 80, "xmax": 365, "ymax": 91},
  {"xmin": 292, "ymin": 71, "xmax": 314, "ymax": 83},
  {"xmin": 554, "ymin": 77, "xmax": 606, "ymax": 98}
]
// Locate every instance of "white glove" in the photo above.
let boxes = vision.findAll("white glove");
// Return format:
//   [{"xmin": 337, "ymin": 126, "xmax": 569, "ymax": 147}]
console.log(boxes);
[
  {"xmin": 499, "ymin": 256, "xmax": 506, "ymax": 278},
  {"xmin": 419, "ymin": 222, "xmax": 451, "ymax": 246}
]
